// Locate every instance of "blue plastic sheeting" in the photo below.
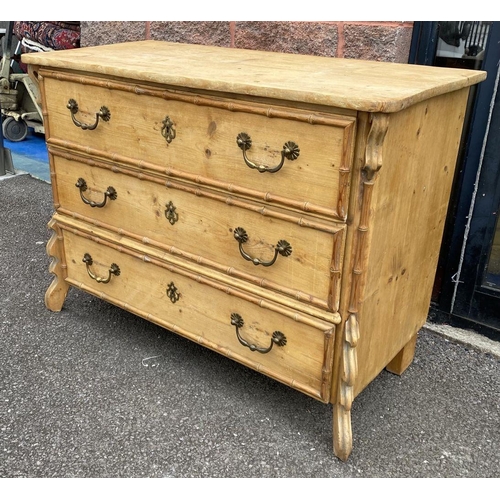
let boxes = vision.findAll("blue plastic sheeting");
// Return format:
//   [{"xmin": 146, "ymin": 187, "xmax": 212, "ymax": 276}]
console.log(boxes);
[
  {"xmin": 5, "ymin": 129, "xmax": 50, "ymax": 182},
  {"xmin": 5, "ymin": 129, "xmax": 48, "ymax": 163}
]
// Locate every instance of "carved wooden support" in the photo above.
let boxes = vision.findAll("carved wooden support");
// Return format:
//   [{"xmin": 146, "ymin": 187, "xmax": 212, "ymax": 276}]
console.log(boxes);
[
  {"xmin": 334, "ymin": 113, "xmax": 389, "ymax": 461},
  {"xmin": 386, "ymin": 333, "xmax": 418, "ymax": 375},
  {"xmin": 45, "ymin": 218, "xmax": 70, "ymax": 311},
  {"xmin": 334, "ymin": 313, "xmax": 359, "ymax": 460},
  {"xmin": 362, "ymin": 114, "xmax": 389, "ymax": 181}
]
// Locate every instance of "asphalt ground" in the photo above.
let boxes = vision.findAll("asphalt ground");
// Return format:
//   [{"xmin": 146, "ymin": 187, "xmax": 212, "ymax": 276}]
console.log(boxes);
[{"xmin": 1, "ymin": 173, "xmax": 499, "ymax": 478}]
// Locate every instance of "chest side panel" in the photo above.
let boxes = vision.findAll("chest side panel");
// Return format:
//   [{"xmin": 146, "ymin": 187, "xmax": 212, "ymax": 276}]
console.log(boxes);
[{"xmin": 352, "ymin": 88, "xmax": 470, "ymax": 395}]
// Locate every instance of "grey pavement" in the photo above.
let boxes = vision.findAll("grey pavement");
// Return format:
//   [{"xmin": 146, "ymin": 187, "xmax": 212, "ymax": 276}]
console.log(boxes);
[{"xmin": 1, "ymin": 172, "xmax": 499, "ymax": 478}]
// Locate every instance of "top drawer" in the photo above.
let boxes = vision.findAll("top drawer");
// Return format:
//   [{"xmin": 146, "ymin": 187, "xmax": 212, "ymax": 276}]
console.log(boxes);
[{"xmin": 40, "ymin": 71, "xmax": 356, "ymax": 222}]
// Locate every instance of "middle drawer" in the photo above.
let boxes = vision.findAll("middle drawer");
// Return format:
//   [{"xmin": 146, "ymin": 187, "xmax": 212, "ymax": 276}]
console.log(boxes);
[{"xmin": 51, "ymin": 151, "xmax": 345, "ymax": 312}]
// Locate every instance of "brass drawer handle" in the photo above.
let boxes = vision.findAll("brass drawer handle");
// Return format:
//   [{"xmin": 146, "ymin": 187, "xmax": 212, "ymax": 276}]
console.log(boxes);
[
  {"xmin": 236, "ymin": 132, "xmax": 299, "ymax": 173},
  {"xmin": 82, "ymin": 253, "xmax": 120, "ymax": 284},
  {"xmin": 230, "ymin": 313, "xmax": 287, "ymax": 354},
  {"xmin": 76, "ymin": 178, "xmax": 117, "ymax": 208},
  {"xmin": 67, "ymin": 98, "xmax": 111, "ymax": 130},
  {"xmin": 233, "ymin": 227, "xmax": 292, "ymax": 267}
]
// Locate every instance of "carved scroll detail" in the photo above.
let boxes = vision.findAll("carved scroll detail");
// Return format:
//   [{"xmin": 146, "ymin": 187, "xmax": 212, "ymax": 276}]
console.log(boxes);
[
  {"xmin": 362, "ymin": 114, "xmax": 389, "ymax": 181},
  {"xmin": 334, "ymin": 112, "xmax": 389, "ymax": 461},
  {"xmin": 339, "ymin": 314, "xmax": 359, "ymax": 410},
  {"xmin": 45, "ymin": 218, "xmax": 70, "ymax": 311}
]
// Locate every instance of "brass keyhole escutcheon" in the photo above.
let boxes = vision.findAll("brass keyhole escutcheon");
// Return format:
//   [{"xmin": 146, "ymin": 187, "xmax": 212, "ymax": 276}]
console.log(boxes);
[
  {"xmin": 166, "ymin": 282, "xmax": 180, "ymax": 303},
  {"xmin": 161, "ymin": 116, "xmax": 176, "ymax": 144},
  {"xmin": 165, "ymin": 201, "xmax": 179, "ymax": 225}
]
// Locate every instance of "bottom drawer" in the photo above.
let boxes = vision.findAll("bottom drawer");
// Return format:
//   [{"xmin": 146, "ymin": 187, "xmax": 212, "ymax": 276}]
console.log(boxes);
[{"xmin": 59, "ymin": 225, "xmax": 336, "ymax": 402}]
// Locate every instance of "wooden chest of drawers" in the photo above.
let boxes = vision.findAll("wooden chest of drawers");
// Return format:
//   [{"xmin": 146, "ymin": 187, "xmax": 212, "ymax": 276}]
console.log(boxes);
[{"xmin": 23, "ymin": 41, "xmax": 485, "ymax": 460}]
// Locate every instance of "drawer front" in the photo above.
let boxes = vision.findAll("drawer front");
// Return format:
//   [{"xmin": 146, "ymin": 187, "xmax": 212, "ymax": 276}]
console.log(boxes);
[
  {"xmin": 51, "ymin": 152, "xmax": 345, "ymax": 311},
  {"xmin": 42, "ymin": 71, "xmax": 355, "ymax": 221},
  {"xmin": 60, "ymin": 227, "xmax": 336, "ymax": 402}
]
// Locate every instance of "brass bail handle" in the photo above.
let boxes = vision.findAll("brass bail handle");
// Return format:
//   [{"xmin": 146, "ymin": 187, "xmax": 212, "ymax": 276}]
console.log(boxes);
[
  {"xmin": 230, "ymin": 313, "xmax": 287, "ymax": 354},
  {"xmin": 82, "ymin": 253, "xmax": 120, "ymax": 284},
  {"xmin": 236, "ymin": 132, "xmax": 300, "ymax": 173},
  {"xmin": 233, "ymin": 227, "xmax": 292, "ymax": 267},
  {"xmin": 67, "ymin": 98, "xmax": 111, "ymax": 131},
  {"xmin": 75, "ymin": 178, "xmax": 117, "ymax": 208}
]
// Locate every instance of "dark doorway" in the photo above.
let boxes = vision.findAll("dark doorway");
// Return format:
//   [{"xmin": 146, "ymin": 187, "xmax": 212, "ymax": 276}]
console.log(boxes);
[{"xmin": 409, "ymin": 21, "xmax": 500, "ymax": 341}]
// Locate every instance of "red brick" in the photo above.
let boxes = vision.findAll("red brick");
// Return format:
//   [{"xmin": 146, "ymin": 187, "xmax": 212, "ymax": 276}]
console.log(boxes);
[
  {"xmin": 234, "ymin": 22, "xmax": 338, "ymax": 57},
  {"xmin": 343, "ymin": 24, "xmax": 413, "ymax": 63},
  {"xmin": 80, "ymin": 22, "xmax": 147, "ymax": 47},
  {"xmin": 150, "ymin": 22, "xmax": 231, "ymax": 47}
]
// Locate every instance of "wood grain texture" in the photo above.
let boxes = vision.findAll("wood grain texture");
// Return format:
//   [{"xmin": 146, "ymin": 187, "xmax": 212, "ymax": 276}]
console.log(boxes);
[
  {"xmin": 45, "ymin": 218, "xmax": 70, "ymax": 311},
  {"xmin": 386, "ymin": 333, "xmax": 418, "ymax": 375},
  {"xmin": 332, "ymin": 113, "xmax": 385, "ymax": 460},
  {"xmin": 352, "ymin": 88, "xmax": 471, "ymax": 396},
  {"xmin": 41, "ymin": 72, "xmax": 355, "ymax": 221},
  {"xmin": 22, "ymin": 41, "xmax": 486, "ymax": 112},
  {"xmin": 59, "ymin": 220, "xmax": 336, "ymax": 402},
  {"xmin": 49, "ymin": 150, "xmax": 345, "ymax": 310},
  {"xmin": 28, "ymin": 41, "xmax": 482, "ymax": 460}
]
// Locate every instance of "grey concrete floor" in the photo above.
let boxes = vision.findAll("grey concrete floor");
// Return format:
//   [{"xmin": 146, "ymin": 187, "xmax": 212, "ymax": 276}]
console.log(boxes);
[{"xmin": 1, "ymin": 173, "xmax": 499, "ymax": 478}]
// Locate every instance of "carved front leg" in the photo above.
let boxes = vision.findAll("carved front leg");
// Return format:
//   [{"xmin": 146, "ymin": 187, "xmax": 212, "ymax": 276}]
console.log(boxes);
[
  {"xmin": 333, "ymin": 313, "xmax": 359, "ymax": 461},
  {"xmin": 45, "ymin": 218, "xmax": 70, "ymax": 311}
]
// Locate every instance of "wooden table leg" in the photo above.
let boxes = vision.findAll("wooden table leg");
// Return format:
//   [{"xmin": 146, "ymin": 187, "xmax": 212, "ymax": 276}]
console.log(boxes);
[
  {"xmin": 386, "ymin": 332, "xmax": 418, "ymax": 375},
  {"xmin": 333, "ymin": 402, "xmax": 353, "ymax": 461}
]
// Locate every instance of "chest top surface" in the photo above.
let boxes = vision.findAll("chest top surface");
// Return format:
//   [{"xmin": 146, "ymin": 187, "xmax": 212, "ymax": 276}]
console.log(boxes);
[{"xmin": 22, "ymin": 40, "xmax": 486, "ymax": 113}]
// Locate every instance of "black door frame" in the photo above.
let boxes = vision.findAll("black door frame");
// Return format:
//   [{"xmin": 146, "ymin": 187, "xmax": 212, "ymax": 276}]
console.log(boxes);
[{"xmin": 409, "ymin": 21, "xmax": 500, "ymax": 341}]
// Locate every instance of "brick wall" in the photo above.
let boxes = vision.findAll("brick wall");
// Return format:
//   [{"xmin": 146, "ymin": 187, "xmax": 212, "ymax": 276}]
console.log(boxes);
[{"xmin": 81, "ymin": 21, "xmax": 414, "ymax": 63}]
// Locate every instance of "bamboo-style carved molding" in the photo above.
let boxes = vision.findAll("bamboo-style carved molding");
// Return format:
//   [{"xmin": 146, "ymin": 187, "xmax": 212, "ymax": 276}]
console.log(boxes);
[
  {"xmin": 49, "ymin": 146, "xmax": 342, "ymax": 235},
  {"xmin": 56, "ymin": 208, "xmax": 341, "ymax": 323},
  {"xmin": 48, "ymin": 137, "xmax": 344, "ymax": 221},
  {"xmin": 40, "ymin": 69, "xmax": 356, "ymax": 128},
  {"xmin": 58, "ymin": 221, "xmax": 337, "ymax": 333},
  {"xmin": 321, "ymin": 328, "xmax": 336, "ymax": 402},
  {"xmin": 328, "ymin": 230, "xmax": 344, "ymax": 313},
  {"xmin": 38, "ymin": 75, "xmax": 60, "ymax": 207},
  {"xmin": 348, "ymin": 113, "xmax": 389, "ymax": 315},
  {"xmin": 338, "ymin": 121, "xmax": 355, "ymax": 220}
]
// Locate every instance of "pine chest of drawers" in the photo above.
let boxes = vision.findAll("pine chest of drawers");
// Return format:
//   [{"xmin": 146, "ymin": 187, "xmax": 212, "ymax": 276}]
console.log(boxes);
[{"xmin": 23, "ymin": 41, "xmax": 486, "ymax": 460}]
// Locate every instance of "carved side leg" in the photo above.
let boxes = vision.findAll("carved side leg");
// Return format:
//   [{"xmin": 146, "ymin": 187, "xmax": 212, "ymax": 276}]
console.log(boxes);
[
  {"xmin": 333, "ymin": 114, "xmax": 389, "ymax": 460},
  {"xmin": 333, "ymin": 314, "xmax": 359, "ymax": 461},
  {"xmin": 45, "ymin": 218, "xmax": 70, "ymax": 312},
  {"xmin": 386, "ymin": 333, "xmax": 418, "ymax": 375}
]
